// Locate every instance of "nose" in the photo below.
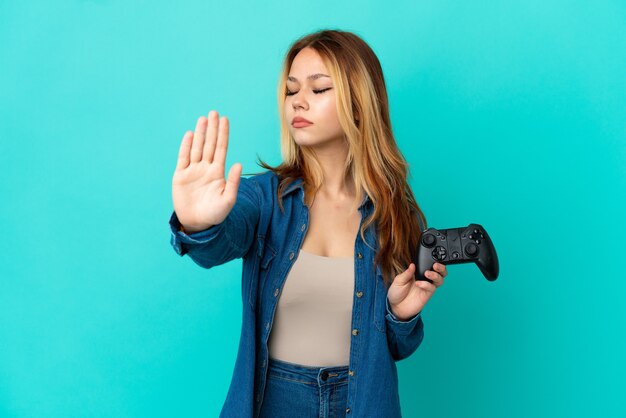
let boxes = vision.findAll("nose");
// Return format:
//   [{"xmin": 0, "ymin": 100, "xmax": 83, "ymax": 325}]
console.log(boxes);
[{"xmin": 291, "ymin": 90, "xmax": 308, "ymax": 111}]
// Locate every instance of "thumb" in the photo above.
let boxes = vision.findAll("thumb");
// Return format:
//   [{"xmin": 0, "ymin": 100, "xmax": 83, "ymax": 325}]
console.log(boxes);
[
  {"xmin": 394, "ymin": 263, "xmax": 416, "ymax": 286},
  {"xmin": 224, "ymin": 163, "xmax": 242, "ymax": 201}
]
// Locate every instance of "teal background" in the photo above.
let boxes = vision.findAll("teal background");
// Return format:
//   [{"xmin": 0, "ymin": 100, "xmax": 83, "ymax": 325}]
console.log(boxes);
[{"xmin": 1, "ymin": 0, "xmax": 624, "ymax": 417}]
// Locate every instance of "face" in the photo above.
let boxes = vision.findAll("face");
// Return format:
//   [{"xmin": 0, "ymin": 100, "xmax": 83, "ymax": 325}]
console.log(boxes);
[{"xmin": 284, "ymin": 47, "xmax": 345, "ymax": 150}]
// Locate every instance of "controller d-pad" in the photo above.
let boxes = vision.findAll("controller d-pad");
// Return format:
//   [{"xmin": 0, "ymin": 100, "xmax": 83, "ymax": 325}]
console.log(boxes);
[{"xmin": 432, "ymin": 246, "xmax": 447, "ymax": 261}]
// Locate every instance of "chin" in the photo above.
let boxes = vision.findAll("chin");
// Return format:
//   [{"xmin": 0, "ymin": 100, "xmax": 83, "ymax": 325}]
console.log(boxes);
[
  {"xmin": 293, "ymin": 137, "xmax": 325, "ymax": 148},
  {"xmin": 291, "ymin": 129, "xmax": 342, "ymax": 147},
  {"xmin": 291, "ymin": 132, "xmax": 317, "ymax": 145}
]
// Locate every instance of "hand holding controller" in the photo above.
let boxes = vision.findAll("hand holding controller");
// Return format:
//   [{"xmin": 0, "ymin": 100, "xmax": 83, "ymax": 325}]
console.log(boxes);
[{"xmin": 414, "ymin": 223, "xmax": 499, "ymax": 282}]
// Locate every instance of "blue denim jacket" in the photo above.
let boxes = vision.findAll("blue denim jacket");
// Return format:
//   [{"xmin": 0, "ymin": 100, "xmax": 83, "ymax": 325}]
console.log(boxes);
[{"xmin": 168, "ymin": 170, "xmax": 425, "ymax": 417}]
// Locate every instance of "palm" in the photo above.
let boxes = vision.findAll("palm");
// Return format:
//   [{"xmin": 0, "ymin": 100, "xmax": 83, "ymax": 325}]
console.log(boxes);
[
  {"xmin": 171, "ymin": 111, "xmax": 242, "ymax": 232},
  {"xmin": 387, "ymin": 279, "xmax": 435, "ymax": 320},
  {"xmin": 173, "ymin": 160, "xmax": 233, "ymax": 225}
]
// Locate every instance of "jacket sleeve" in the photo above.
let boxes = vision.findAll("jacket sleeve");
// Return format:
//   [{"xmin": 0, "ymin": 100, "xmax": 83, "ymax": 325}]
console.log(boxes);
[
  {"xmin": 384, "ymin": 209, "xmax": 427, "ymax": 361},
  {"xmin": 168, "ymin": 176, "xmax": 261, "ymax": 269},
  {"xmin": 385, "ymin": 298, "xmax": 425, "ymax": 361}
]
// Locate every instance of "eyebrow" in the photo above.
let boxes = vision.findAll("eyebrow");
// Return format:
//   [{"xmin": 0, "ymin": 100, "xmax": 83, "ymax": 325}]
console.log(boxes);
[{"xmin": 287, "ymin": 73, "xmax": 330, "ymax": 82}]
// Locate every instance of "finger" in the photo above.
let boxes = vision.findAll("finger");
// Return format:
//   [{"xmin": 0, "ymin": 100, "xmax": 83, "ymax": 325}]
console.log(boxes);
[
  {"xmin": 211, "ymin": 116, "xmax": 229, "ymax": 169},
  {"xmin": 224, "ymin": 162, "xmax": 242, "ymax": 202},
  {"xmin": 395, "ymin": 263, "xmax": 416, "ymax": 286},
  {"xmin": 418, "ymin": 277, "xmax": 434, "ymax": 285},
  {"xmin": 415, "ymin": 266, "xmax": 434, "ymax": 284},
  {"xmin": 203, "ymin": 110, "xmax": 219, "ymax": 163},
  {"xmin": 415, "ymin": 278, "xmax": 436, "ymax": 292},
  {"xmin": 433, "ymin": 263, "xmax": 448, "ymax": 278},
  {"xmin": 191, "ymin": 116, "xmax": 207, "ymax": 163},
  {"xmin": 176, "ymin": 131, "xmax": 193, "ymax": 171},
  {"xmin": 425, "ymin": 270, "xmax": 443, "ymax": 287}
]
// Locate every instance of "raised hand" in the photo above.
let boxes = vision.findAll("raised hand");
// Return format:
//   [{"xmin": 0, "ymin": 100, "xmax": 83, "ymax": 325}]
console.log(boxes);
[{"xmin": 172, "ymin": 110, "xmax": 242, "ymax": 233}]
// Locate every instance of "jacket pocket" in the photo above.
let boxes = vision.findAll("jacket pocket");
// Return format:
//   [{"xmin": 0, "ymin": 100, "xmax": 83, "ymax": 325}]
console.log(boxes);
[
  {"xmin": 248, "ymin": 236, "xmax": 277, "ymax": 309},
  {"xmin": 373, "ymin": 268, "xmax": 387, "ymax": 333}
]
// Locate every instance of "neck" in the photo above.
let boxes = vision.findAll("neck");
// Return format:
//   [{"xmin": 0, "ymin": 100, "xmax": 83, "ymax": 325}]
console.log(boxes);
[{"xmin": 310, "ymin": 143, "xmax": 355, "ymax": 200}]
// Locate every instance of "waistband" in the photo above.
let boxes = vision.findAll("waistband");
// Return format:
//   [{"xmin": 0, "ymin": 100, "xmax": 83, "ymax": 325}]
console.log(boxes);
[{"xmin": 268, "ymin": 357, "xmax": 350, "ymax": 386}]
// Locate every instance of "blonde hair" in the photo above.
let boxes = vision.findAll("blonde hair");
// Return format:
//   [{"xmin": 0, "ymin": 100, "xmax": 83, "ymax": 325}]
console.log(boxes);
[{"xmin": 245, "ymin": 29, "xmax": 427, "ymax": 288}]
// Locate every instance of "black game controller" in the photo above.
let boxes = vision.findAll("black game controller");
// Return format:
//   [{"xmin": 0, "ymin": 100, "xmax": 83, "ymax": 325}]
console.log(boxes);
[{"xmin": 414, "ymin": 224, "xmax": 499, "ymax": 283}]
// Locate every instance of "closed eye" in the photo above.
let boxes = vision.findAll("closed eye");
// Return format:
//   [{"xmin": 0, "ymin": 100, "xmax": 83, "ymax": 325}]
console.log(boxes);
[{"xmin": 285, "ymin": 87, "xmax": 332, "ymax": 96}]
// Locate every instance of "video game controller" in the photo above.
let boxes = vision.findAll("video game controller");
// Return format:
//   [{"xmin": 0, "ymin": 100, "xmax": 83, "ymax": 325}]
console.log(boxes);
[{"xmin": 414, "ymin": 224, "xmax": 499, "ymax": 282}]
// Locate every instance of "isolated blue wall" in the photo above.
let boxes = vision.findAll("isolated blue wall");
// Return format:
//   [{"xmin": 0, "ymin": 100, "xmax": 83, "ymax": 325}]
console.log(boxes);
[{"xmin": 1, "ymin": 1, "xmax": 624, "ymax": 417}]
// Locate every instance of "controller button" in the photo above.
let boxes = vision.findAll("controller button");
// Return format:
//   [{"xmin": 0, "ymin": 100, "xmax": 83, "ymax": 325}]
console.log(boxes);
[
  {"xmin": 465, "ymin": 243, "xmax": 479, "ymax": 257},
  {"xmin": 452, "ymin": 252, "xmax": 460, "ymax": 259},
  {"xmin": 432, "ymin": 246, "xmax": 447, "ymax": 261},
  {"xmin": 475, "ymin": 239, "xmax": 481, "ymax": 244},
  {"xmin": 422, "ymin": 234, "xmax": 436, "ymax": 247}
]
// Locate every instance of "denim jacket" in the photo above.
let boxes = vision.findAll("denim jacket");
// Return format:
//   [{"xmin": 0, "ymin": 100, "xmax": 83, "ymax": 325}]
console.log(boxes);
[{"xmin": 168, "ymin": 170, "xmax": 425, "ymax": 417}]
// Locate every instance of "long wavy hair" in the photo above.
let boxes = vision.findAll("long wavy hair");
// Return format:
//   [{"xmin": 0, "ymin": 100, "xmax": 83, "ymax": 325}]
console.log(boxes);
[{"xmin": 244, "ymin": 29, "xmax": 427, "ymax": 288}]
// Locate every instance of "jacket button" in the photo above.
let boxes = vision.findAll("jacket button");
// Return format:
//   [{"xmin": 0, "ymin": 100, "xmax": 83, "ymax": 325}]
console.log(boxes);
[
  {"xmin": 352, "ymin": 329, "xmax": 359, "ymax": 336},
  {"xmin": 357, "ymin": 252, "xmax": 363, "ymax": 259},
  {"xmin": 301, "ymin": 223, "xmax": 306, "ymax": 231},
  {"xmin": 321, "ymin": 371, "xmax": 329, "ymax": 381},
  {"xmin": 349, "ymin": 370, "xmax": 355, "ymax": 376},
  {"xmin": 289, "ymin": 252, "xmax": 295, "ymax": 260},
  {"xmin": 274, "ymin": 288, "xmax": 279, "ymax": 297},
  {"xmin": 346, "ymin": 407, "xmax": 351, "ymax": 413},
  {"xmin": 356, "ymin": 291, "xmax": 363, "ymax": 298}
]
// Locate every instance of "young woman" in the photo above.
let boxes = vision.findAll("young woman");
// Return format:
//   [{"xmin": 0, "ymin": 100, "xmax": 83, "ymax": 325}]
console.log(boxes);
[{"xmin": 169, "ymin": 29, "xmax": 448, "ymax": 418}]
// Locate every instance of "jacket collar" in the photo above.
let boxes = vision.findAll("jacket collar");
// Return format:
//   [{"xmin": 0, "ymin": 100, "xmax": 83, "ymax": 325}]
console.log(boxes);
[{"xmin": 280, "ymin": 177, "xmax": 372, "ymax": 209}]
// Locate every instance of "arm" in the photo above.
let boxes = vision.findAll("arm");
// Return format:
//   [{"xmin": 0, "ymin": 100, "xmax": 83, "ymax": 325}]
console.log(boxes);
[
  {"xmin": 384, "ymin": 209, "xmax": 427, "ymax": 361},
  {"xmin": 168, "ymin": 176, "xmax": 261, "ymax": 269},
  {"xmin": 385, "ymin": 298, "xmax": 425, "ymax": 361}
]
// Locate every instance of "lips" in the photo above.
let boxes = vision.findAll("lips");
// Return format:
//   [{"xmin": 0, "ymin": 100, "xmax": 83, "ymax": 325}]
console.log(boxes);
[{"xmin": 292, "ymin": 116, "xmax": 312, "ymax": 127}]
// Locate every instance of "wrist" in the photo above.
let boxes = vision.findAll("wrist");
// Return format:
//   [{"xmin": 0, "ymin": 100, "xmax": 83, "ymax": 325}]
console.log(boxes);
[
  {"xmin": 389, "ymin": 304, "xmax": 413, "ymax": 321},
  {"xmin": 179, "ymin": 223, "xmax": 212, "ymax": 234}
]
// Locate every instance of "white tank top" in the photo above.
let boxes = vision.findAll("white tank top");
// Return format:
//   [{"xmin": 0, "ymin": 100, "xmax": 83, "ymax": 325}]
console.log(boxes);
[{"xmin": 267, "ymin": 248, "xmax": 355, "ymax": 367}]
